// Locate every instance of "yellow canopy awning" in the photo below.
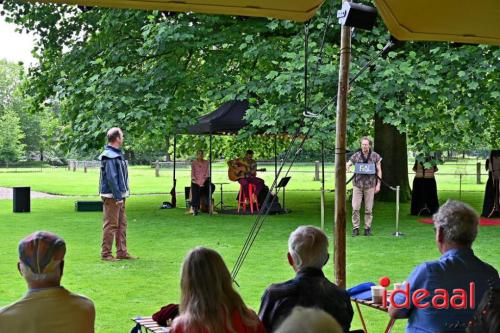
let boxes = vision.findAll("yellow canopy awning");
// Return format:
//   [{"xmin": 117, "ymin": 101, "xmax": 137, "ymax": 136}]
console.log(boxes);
[
  {"xmin": 35, "ymin": 0, "xmax": 324, "ymax": 22},
  {"xmin": 32, "ymin": 0, "xmax": 500, "ymax": 45},
  {"xmin": 373, "ymin": 0, "xmax": 500, "ymax": 45}
]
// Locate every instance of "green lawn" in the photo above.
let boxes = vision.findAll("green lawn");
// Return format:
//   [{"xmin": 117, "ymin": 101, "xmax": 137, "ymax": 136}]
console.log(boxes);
[
  {"xmin": 0, "ymin": 166, "xmax": 497, "ymax": 333},
  {"xmin": 0, "ymin": 160, "xmax": 487, "ymax": 196}
]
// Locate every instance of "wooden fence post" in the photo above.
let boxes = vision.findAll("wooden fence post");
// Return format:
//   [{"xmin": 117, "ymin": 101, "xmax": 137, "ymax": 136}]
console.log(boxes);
[
  {"xmin": 476, "ymin": 162, "xmax": 481, "ymax": 184},
  {"xmin": 155, "ymin": 161, "xmax": 160, "ymax": 177}
]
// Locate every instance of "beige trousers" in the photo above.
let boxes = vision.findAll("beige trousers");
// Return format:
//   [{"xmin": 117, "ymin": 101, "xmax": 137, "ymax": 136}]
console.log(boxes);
[
  {"xmin": 352, "ymin": 186, "xmax": 375, "ymax": 229},
  {"xmin": 101, "ymin": 197, "xmax": 128, "ymax": 257}
]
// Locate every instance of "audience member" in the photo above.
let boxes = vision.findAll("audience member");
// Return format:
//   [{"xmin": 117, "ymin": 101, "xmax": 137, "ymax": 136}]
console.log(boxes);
[
  {"xmin": 466, "ymin": 278, "xmax": 500, "ymax": 333},
  {"xmin": 171, "ymin": 247, "xmax": 266, "ymax": 333},
  {"xmin": 389, "ymin": 200, "xmax": 499, "ymax": 332},
  {"xmin": 0, "ymin": 231, "xmax": 95, "ymax": 333},
  {"xmin": 258, "ymin": 226, "xmax": 353, "ymax": 332},
  {"xmin": 274, "ymin": 306, "xmax": 343, "ymax": 333}
]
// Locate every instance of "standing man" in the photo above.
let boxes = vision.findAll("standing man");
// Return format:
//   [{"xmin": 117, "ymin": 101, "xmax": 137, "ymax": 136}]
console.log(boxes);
[
  {"xmin": 99, "ymin": 127, "xmax": 136, "ymax": 261},
  {"xmin": 346, "ymin": 136, "xmax": 382, "ymax": 236}
]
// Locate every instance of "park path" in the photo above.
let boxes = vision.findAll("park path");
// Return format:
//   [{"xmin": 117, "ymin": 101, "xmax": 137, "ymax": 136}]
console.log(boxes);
[{"xmin": 0, "ymin": 187, "xmax": 64, "ymax": 200}]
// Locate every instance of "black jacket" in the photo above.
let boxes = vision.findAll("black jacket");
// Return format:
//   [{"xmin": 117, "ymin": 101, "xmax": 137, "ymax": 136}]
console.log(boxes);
[{"xmin": 258, "ymin": 267, "xmax": 353, "ymax": 332}]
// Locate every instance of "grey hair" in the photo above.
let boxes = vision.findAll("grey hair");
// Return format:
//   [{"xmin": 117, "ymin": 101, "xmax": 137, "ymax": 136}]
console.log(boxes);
[
  {"xmin": 275, "ymin": 306, "xmax": 343, "ymax": 333},
  {"xmin": 433, "ymin": 200, "xmax": 479, "ymax": 247},
  {"xmin": 19, "ymin": 261, "xmax": 61, "ymax": 282},
  {"xmin": 288, "ymin": 226, "xmax": 329, "ymax": 271},
  {"xmin": 360, "ymin": 136, "xmax": 373, "ymax": 146}
]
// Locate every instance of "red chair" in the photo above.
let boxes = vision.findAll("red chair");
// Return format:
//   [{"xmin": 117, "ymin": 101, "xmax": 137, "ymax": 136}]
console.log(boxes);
[{"xmin": 238, "ymin": 183, "xmax": 259, "ymax": 214}]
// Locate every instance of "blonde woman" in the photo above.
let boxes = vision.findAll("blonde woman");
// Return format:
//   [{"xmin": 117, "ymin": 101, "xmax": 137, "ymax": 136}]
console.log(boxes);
[{"xmin": 171, "ymin": 247, "xmax": 266, "ymax": 333}]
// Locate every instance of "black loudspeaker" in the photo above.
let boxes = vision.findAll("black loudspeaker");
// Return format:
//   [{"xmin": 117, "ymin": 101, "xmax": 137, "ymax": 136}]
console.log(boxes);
[
  {"xmin": 75, "ymin": 201, "xmax": 103, "ymax": 212},
  {"xmin": 337, "ymin": 2, "xmax": 377, "ymax": 31},
  {"xmin": 13, "ymin": 187, "xmax": 31, "ymax": 213},
  {"xmin": 185, "ymin": 186, "xmax": 191, "ymax": 208}
]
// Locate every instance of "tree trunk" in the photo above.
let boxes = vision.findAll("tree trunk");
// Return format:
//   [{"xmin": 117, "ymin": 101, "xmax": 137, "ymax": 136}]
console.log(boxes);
[{"xmin": 374, "ymin": 113, "xmax": 411, "ymax": 202}]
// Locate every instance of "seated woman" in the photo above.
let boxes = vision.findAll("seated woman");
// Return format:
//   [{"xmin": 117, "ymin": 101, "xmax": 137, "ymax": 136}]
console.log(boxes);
[
  {"xmin": 411, "ymin": 157, "xmax": 439, "ymax": 216},
  {"xmin": 191, "ymin": 150, "xmax": 214, "ymax": 215},
  {"xmin": 171, "ymin": 247, "xmax": 266, "ymax": 333}
]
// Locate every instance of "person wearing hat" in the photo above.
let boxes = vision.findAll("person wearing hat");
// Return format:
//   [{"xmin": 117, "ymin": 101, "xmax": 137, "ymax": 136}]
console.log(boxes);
[{"xmin": 0, "ymin": 231, "xmax": 95, "ymax": 333}]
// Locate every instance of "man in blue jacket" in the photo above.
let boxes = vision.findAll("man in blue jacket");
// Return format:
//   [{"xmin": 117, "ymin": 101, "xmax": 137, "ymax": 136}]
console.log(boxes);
[{"xmin": 99, "ymin": 127, "xmax": 136, "ymax": 261}]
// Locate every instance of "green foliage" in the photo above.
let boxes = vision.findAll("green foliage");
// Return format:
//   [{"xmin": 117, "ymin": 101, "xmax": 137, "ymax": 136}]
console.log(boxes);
[
  {"xmin": 0, "ymin": 108, "xmax": 26, "ymax": 163},
  {"xmin": 1, "ymin": 0, "xmax": 499, "ymax": 159},
  {"xmin": 350, "ymin": 40, "xmax": 500, "ymax": 153},
  {"xmin": 0, "ymin": 59, "xmax": 24, "ymax": 111},
  {"xmin": 0, "ymin": 59, "xmax": 64, "ymax": 161}
]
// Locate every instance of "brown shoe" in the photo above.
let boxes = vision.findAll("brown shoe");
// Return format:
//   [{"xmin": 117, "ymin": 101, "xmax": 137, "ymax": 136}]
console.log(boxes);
[
  {"xmin": 116, "ymin": 254, "xmax": 138, "ymax": 260},
  {"xmin": 101, "ymin": 255, "xmax": 117, "ymax": 261}
]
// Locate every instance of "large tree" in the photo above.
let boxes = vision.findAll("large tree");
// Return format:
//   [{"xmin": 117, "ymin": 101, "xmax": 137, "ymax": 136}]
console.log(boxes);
[{"xmin": 2, "ymin": 1, "xmax": 498, "ymax": 168}]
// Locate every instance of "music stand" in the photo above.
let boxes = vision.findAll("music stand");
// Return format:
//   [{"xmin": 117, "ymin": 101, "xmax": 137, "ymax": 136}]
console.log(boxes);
[{"xmin": 277, "ymin": 176, "xmax": 291, "ymax": 213}]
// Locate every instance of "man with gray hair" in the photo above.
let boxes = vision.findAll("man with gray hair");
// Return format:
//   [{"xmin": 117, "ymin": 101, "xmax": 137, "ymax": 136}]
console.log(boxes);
[
  {"xmin": 0, "ymin": 231, "xmax": 95, "ymax": 332},
  {"xmin": 389, "ymin": 200, "xmax": 499, "ymax": 333},
  {"xmin": 258, "ymin": 226, "xmax": 353, "ymax": 332}
]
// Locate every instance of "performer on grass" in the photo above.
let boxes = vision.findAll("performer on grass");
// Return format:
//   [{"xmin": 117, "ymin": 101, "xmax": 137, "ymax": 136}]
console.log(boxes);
[
  {"xmin": 482, "ymin": 150, "xmax": 500, "ymax": 218},
  {"xmin": 99, "ymin": 127, "xmax": 136, "ymax": 261},
  {"xmin": 190, "ymin": 150, "xmax": 214, "ymax": 216},
  {"xmin": 410, "ymin": 156, "xmax": 439, "ymax": 216},
  {"xmin": 228, "ymin": 150, "xmax": 265, "ymax": 197},
  {"xmin": 346, "ymin": 136, "xmax": 382, "ymax": 236}
]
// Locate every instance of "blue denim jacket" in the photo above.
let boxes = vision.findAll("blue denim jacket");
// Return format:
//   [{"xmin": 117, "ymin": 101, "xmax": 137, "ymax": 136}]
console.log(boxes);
[{"xmin": 98, "ymin": 145, "xmax": 129, "ymax": 200}]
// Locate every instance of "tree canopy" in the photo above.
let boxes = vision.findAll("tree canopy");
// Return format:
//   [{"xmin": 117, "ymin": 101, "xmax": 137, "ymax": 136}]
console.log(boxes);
[{"xmin": 1, "ymin": 0, "xmax": 498, "ymax": 160}]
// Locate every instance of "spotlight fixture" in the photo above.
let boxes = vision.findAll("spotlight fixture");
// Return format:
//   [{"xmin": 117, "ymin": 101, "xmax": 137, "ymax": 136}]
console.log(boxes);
[{"xmin": 337, "ymin": 2, "xmax": 377, "ymax": 31}]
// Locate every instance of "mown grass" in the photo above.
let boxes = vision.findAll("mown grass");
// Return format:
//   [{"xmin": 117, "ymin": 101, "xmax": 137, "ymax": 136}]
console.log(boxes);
[
  {"xmin": 0, "ymin": 160, "xmax": 487, "ymax": 196},
  {"xmin": 0, "ymin": 164, "xmax": 497, "ymax": 333}
]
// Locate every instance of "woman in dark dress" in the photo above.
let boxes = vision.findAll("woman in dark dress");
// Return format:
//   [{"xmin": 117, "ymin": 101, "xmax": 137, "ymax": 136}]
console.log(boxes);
[
  {"xmin": 411, "ymin": 158, "xmax": 439, "ymax": 216},
  {"xmin": 482, "ymin": 150, "xmax": 500, "ymax": 218}
]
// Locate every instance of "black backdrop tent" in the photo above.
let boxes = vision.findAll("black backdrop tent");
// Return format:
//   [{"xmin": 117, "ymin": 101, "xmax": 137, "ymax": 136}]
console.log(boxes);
[
  {"xmin": 171, "ymin": 99, "xmax": 326, "ymax": 220},
  {"xmin": 187, "ymin": 100, "xmax": 250, "ymax": 135}
]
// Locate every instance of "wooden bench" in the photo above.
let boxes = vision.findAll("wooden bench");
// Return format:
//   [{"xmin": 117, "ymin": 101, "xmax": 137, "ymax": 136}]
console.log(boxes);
[{"xmin": 131, "ymin": 316, "xmax": 171, "ymax": 333}]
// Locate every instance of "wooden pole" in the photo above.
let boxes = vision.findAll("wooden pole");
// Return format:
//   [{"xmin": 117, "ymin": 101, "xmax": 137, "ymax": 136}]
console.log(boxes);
[
  {"xmin": 173, "ymin": 135, "xmax": 177, "ymax": 207},
  {"xmin": 274, "ymin": 135, "xmax": 278, "ymax": 184},
  {"xmin": 321, "ymin": 140, "xmax": 325, "ymax": 230},
  {"xmin": 334, "ymin": 4, "xmax": 352, "ymax": 289},
  {"xmin": 155, "ymin": 161, "xmax": 160, "ymax": 177},
  {"xmin": 209, "ymin": 134, "xmax": 213, "ymax": 215},
  {"xmin": 476, "ymin": 162, "xmax": 481, "ymax": 184}
]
